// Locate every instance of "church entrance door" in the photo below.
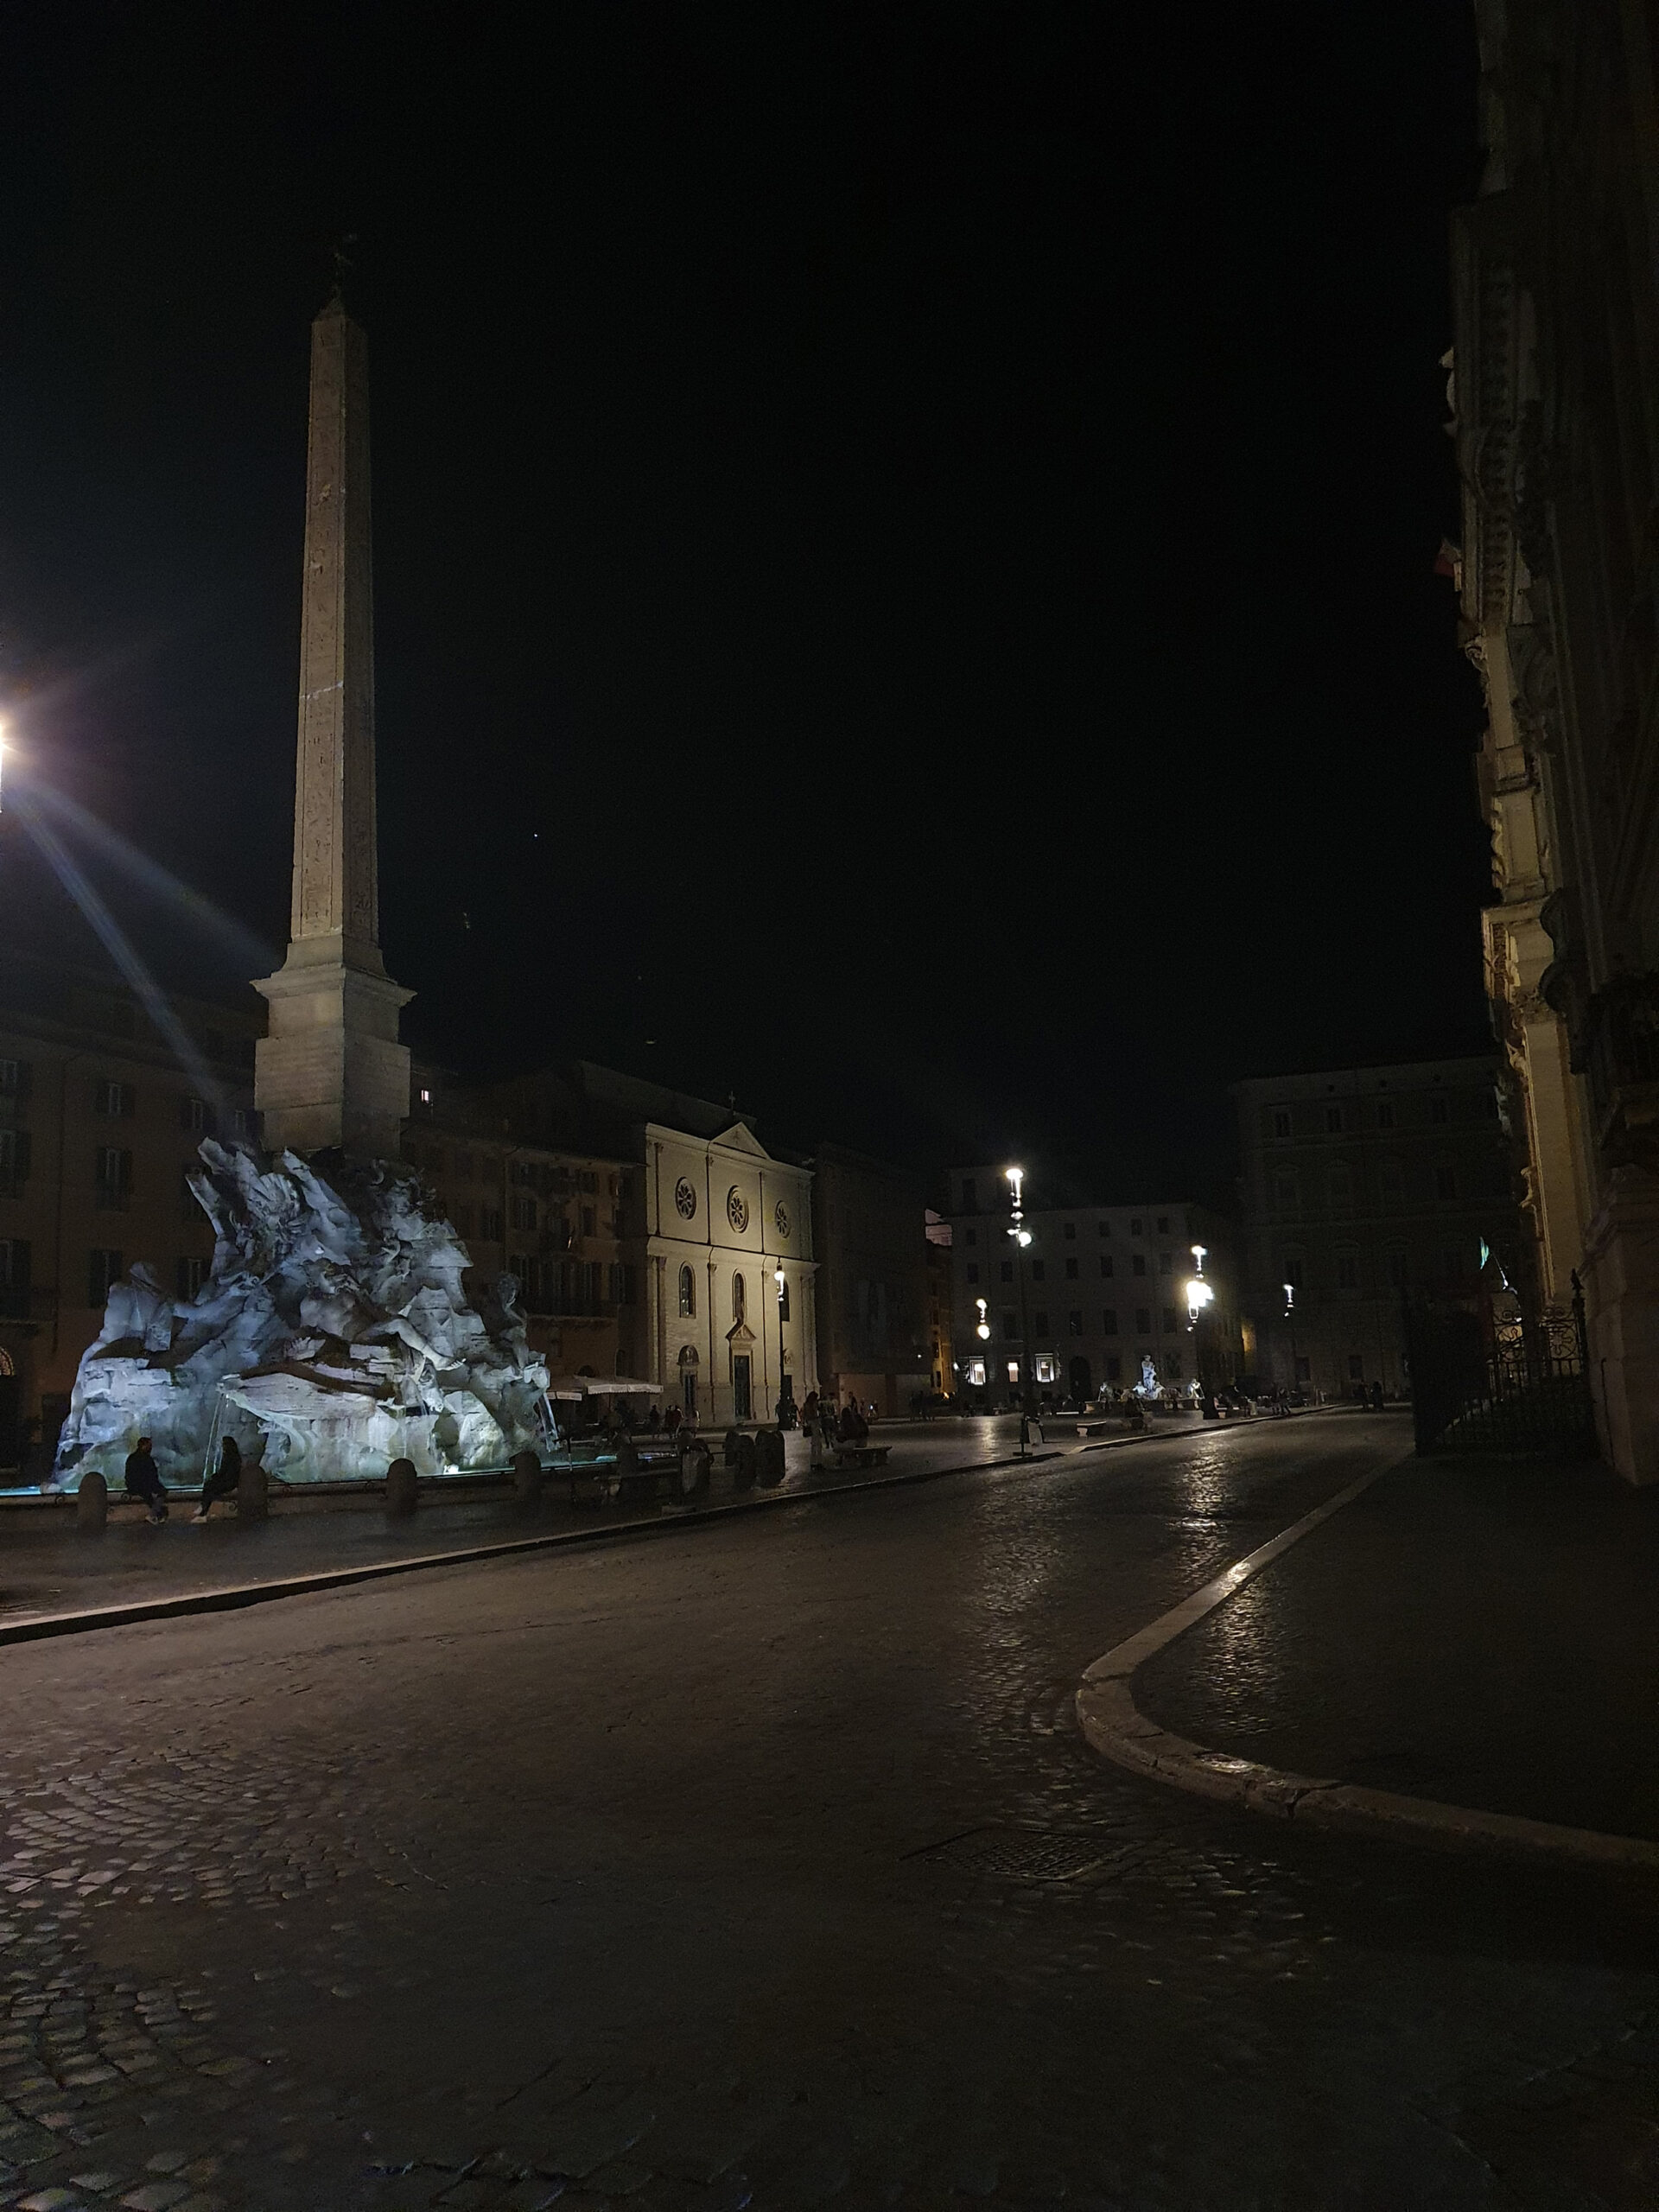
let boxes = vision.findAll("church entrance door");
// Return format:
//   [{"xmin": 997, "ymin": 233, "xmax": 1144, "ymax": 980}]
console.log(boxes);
[{"xmin": 732, "ymin": 1354, "xmax": 753, "ymax": 1421}]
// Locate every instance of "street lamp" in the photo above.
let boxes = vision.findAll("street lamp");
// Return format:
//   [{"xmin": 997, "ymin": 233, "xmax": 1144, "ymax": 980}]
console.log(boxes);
[
  {"xmin": 773, "ymin": 1263, "xmax": 793, "ymax": 1427},
  {"xmin": 1283, "ymin": 1278, "xmax": 1300, "ymax": 1399},
  {"xmin": 1185, "ymin": 1243, "xmax": 1218, "ymax": 1420},
  {"xmin": 1006, "ymin": 1165, "xmax": 1035, "ymax": 1413}
]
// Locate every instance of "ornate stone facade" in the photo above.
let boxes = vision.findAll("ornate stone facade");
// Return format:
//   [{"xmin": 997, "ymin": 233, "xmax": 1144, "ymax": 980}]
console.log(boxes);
[{"xmin": 1450, "ymin": 0, "xmax": 1659, "ymax": 1479}]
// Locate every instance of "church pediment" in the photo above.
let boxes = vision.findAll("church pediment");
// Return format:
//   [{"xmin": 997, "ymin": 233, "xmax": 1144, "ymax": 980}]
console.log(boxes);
[
  {"xmin": 726, "ymin": 1319, "xmax": 756, "ymax": 1347},
  {"xmin": 715, "ymin": 1122, "xmax": 771, "ymax": 1159}
]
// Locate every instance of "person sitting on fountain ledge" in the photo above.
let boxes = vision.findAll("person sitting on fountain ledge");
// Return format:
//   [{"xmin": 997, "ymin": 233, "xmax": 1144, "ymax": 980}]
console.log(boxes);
[
  {"xmin": 124, "ymin": 1436, "xmax": 168, "ymax": 1524},
  {"xmin": 194, "ymin": 1433, "xmax": 241, "ymax": 1522}
]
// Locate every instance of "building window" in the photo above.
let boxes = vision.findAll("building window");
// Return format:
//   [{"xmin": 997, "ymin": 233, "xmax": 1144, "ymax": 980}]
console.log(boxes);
[
  {"xmin": 174, "ymin": 1255, "xmax": 207, "ymax": 1299},
  {"xmin": 1435, "ymin": 1165, "xmax": 1458, "ymax": 1200},
  {"xmin": 1376, "ymin": 1102, "xmax": 1394, "ymax": 1128},
  {"xmin": 1337, "ymin": 1253, "xmax": 1358, "ymax": 1289},
  {"xmin": 1033, "ymin": 1310, "xmax": 1049, "ymax": 1334},
  {"xmin": 732, "ymin": 1272, "xmax": 746, "ymax": 1323},
  {"xmin": 778, "ymin": 1274, "xmax": 791, "ymax": 1322},
  {"xmin": 94, "ymin": 1147, "xmax": 132, "ymax": 1211},
  {"xmin": 87, "ymin": 1248, "xmax": 122, "ymax": 1306},
  {"xmin": 608, "ymin": 1262, "xmax": 637, "ymax": 1305},
  {"xmin": 1065, "ymin": 1257, "xmax": 1078, "ymax": 1280},
  {"xmin": 1135, "ymin": 1306, "xmax": 1151, "ymax": 1334},
  {"xmin": 1102, "ymin": 1308, "xmax": 1118, "ymax": 1334},
  {"xmin": 1006, "ymin": 1358, "xmax": 1020, "ymax": 1383},
  {"xmin": 0, "ymin": 1237, "xmax": 29, "ymax": 1313},
  {"xmin": 1273, "ymin": 1109, "xmax": 1291, "ymax": 1137},
  {"xmin": 1068, "ymin": 1309, "xmax": 1083, "ymax": 1335},
  {"xmin": 1033, "ymin": 1353, "xmax": 1058, "ymax": 1383},
  {"xmin": 1163, "ymin": 1354, "xmax": 1182, "ymax": 1380},
  {"xmin": 1430, "ymin": 1096, "xmax": 1449, "ymax": 1125},
  {"xmin": 1000, "ymin": 1261, "xmax": 1013, "ymax": 1283},
  {"xmin": 1105, "ymin": 1354, "xmax": 1122, "ymax": 1382},
  {"xmin": 479, "ymin": 1206, "xmax": 504, "ymax": 1241},
  {"xmin": 1132, "ymin": 1254, "xmax": 1147, "ymax": 1276},
  {"xmin": 180, "ymin": 1095, "xmax": 213, "ymax": 1135},
  {"xmin": 677, "ymin": 1264, "xmax": 696, "ymax": 1316},
  {"xmin": 1099, "ymin": 1256, "xmax": 1114, "ymax": 1278},
  {"xmin": 1031, "ymin": 1259, "xmax": 1046, "ymax": 1281},
  {"xmin": 511, "ymin": 1195, "xmax": 538, "ymax": 1233},
  {"xmin": 94, "ymin": 1080, "xmax": 134, "ymax": 1118},
  {"xmin": 1064, "ymin": 1222, "xmax": 1076, "ymax": 1240},
  {"xmin": 960, "ymin": 1177, "xmax": 976, "ymax": 1211},
  {"xmin": 0, "ymin": 1129, "xmax": 30, "ymax": 1193},
  {"xmin": 1161, "ymin": 1306, "xmax": 1179, "ymax": 1332},
  {"xmin": 0, "ymin": 1059, "xmax": 23, "ymax": 1097},
  {"xmin": 965, "ymin": 1262, "xmax": 980, "ymax": 1284},
  {"xmin": 1001, "ymin": 1313, "xmax": 1016, "ymax": 1339},
  {"xmin": 964, "ymin": 1357, "xmax": 986, "ymax": 1387},
  {"xmin": 1325, "ymin": 1106, "xmax": 1343, "ymax": 1133},
  {"xmin": 581, "ymin": 1205, "xmax": 596, "ymax": 1236}
]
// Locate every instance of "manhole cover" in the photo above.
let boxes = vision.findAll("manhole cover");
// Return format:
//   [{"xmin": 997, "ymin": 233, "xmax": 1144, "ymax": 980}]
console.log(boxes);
[{"xmin": 907, "ymin": 1826, "xmax": 1148, "ymax": 1883}]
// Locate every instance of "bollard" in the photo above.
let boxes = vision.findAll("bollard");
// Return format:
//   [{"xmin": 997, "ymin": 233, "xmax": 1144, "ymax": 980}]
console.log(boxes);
[
  {"xmin": 732, "ymin": 1432, "xmax": 758, "ymax": 1492},
  {"xmin": 755, "ymin": 1427, "xmax": 786, "ymax": 1488},
  {"xmin": 511, "ymin": 1448, "xmax": 543, "ymax": 1504},
  {"xmin": 385, "ymin": 1457, "xmax": 419, "ymax": 1517},
  {"xmin": 237, "ymin": 1461, "xmax": 269, "ymax": 1522},
  {"xmin": 721, "ymin": 1427, "xmax": 741, "ymax": 1467},
  {"xmin": 75, "ymin": 1470, "xmax": 108, "ymax": 1535}
]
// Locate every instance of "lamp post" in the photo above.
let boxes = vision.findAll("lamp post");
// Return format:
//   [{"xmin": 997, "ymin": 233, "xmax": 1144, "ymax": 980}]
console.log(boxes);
[
  {"xmin": 1006, "ymin": 1165, "xmax": 1035, "ymax": 1414},
  {"xmin": 773, "ymin": 1262, "xmax": 793, "ymax": 1427},
  {"xmin": 975, "ymin": 1295, "xmax": 992, "ymax": 1403},
  {"xmin": 1283, "ymin": 1279, "xmax": 1300, "ymax": 1400},
  {"xmin": 1185, "ymin": 1243, "xmax": 1218, "ymax": 1420}
]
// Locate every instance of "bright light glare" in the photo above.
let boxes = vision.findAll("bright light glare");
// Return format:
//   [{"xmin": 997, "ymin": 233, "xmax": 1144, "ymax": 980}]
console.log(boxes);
[
  {"xmin": 1016, "ymin": 1229, "xmax": 1032, "ymax": 1247},
  {"xmin": 1185, "ymin": 1277, "xmax": 1215, "ymax": 1320}
]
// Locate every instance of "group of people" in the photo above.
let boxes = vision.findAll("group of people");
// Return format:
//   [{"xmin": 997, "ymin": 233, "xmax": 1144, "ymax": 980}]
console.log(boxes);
[
  {"xmin": 798, "ymin": 1389, "xmax": 871, "ymax": 1465},
  {"xmin": 120, "ymin": 1434, "xmax": 245, "ymax": 1524}
]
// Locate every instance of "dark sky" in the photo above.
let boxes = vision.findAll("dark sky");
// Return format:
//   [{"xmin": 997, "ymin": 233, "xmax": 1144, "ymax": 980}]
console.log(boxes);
[{"xmin": 0, "ymin": 3, "xmax": 1489, "ymax": 1202}]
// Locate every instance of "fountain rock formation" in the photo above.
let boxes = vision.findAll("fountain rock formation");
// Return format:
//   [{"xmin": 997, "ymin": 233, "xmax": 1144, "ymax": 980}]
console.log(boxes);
[{"xmin": 53, "ymin": 1141, "xmax": 550, "ymax": 1489}]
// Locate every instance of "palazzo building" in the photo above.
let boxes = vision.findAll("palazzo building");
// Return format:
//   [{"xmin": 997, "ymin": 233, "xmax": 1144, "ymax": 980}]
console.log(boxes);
[
  {"xmin": 1233, "ymin": 1058, "xmax": 1522, "ymax": 1399},
  {"xmin": 944, "ymin": 1166, "xmax": 1241, "ymax": 1402},
  {"xmin": 1449, "ymin": 0, "xmax": 1659, "ymax": 1478},
  {"xmin": 811, "ymin": 1144, "xmax": 931, "ymax": 1417}
]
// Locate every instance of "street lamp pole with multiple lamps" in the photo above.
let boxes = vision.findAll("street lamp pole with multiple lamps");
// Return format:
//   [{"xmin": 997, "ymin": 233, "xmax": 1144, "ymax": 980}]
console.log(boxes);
[{"xmin": 1005, "ymin": 1166, "xmax": 1036, "ymax": 1414}]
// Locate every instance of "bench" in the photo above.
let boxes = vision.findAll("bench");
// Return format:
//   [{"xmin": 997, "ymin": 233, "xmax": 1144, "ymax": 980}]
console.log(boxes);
[{"xmin": 833, "ymin": 1443, "xmax": 891, "ymax": 1470}]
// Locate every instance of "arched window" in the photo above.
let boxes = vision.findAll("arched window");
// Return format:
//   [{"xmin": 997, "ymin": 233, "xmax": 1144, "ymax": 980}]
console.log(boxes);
[
  {"xmin": 677, "ymin": 1263, "xmax": 696, "ymax": 1318},
  {"xmin": 733, "ymin": 1271, "xmax": 746, "ymax": 1323},
  {"xmin": 778, "ymin": 1274, "xmax": 791, "ymax": 1323}
]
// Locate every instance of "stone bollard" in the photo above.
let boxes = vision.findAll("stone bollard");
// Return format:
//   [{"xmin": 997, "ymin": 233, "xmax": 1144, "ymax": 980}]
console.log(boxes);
[
  {"xmin": 238, "ymin": 1460, "xmax": 269, "ymax": 1522},
  {"xmin": 732, "ymin": 1432, "xmax": 758, "ymax": 1492},
  {"xmin": 385, "ymin": 1457, "xmax": 419, "ymax": 1517},
  {"xmin": 721, "ymin": 1427, "xmax": 741, "ymax": 1467},
  {"xmin": 756, "ymin": 1427, "xmax": 786, "ymax": 1489},
  {"xmin": 75, "ymin": 1470, "xmax": 108, "ymax": 1535},
  {"xmin": 511, "ymin": 1448, "xmax": 543, "ymax": 1504}
]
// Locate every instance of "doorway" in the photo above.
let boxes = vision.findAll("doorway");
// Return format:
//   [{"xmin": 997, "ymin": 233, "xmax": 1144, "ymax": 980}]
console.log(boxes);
[
  {"xmin": 732, "ymin": 1354, "xmax": 752, "ymax": 1421},
  {"xmin": 1068, "ymin": 1354, "xmax": 1091, "ymax": 1402}
]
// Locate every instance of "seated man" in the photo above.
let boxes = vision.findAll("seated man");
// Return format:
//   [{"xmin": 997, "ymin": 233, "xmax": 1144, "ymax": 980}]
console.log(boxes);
[{"xmin": 124, "ymin": 1436, "xmax": 168, "ymax": 1524}]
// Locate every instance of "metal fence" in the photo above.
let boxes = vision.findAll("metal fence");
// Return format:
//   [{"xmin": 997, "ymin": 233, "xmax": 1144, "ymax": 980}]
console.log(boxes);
[{"xmin": 1405, "ymin": 1278, "xmax": 1597, "ymax": 1458}]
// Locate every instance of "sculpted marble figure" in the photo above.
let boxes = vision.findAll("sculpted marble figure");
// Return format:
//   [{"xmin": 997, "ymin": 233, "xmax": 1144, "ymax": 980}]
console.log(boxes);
[{"xmin": 53, "ymin": 1140, "xmax": 551, "ymax": 1489}]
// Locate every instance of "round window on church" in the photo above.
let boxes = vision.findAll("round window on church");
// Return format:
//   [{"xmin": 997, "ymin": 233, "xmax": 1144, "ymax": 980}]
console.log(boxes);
[
  {"xmin": 727, "ymin": 1187, "xmax": 749, "ymax": 1234},
  {"xmin": 774, "ymin": 1201, "xmax": 790, "ymax": 1239},
  {"xmin": 675, "ymin": 1177, "xmax": 696, "ymax": 1220}
]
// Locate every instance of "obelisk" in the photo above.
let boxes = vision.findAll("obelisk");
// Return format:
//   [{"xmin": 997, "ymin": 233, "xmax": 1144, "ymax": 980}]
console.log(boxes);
[{"xmin": 254, "ymin": 289, "xmax": 411, "ymax": 1156}]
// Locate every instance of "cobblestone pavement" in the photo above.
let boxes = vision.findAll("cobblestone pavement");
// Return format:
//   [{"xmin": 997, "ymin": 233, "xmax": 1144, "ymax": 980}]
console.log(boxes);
[
  {"xmin": 2, "ymin": 1413, "xmax": 1656, "ymax": 2209},
  {"xmin": 1136, "ymin": 1447, "xmax": 1659, "ymax": 1840}
]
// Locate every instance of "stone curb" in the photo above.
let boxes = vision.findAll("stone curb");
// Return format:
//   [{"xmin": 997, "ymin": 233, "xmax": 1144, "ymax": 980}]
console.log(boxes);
[
  {"xmin": 1073, "ymin": 1457, "xmax": 1659, "ymax": 1874},
  {"xmin": 0, "ymin": 1444, "xmax": 1068, "ymax": 1646}
]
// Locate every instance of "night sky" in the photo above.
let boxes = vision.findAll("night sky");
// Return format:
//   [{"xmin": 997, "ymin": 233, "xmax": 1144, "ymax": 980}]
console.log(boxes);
[{"xmin": 1, "ymin": 3, "xmax": 1489, "ymax": 1201}]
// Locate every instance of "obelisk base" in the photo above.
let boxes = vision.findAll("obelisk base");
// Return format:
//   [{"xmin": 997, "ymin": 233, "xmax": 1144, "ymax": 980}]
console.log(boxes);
[{"xmin": 254, "ymin": 934, "xmax": 413, "ymax": 1158}]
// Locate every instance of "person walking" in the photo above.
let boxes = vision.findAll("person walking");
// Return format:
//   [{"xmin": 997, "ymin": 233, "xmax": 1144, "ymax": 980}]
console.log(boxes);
[
  {"xmin": 194, "ymin": 1433, "xmax": 242, "ymax": 1522},
  {"xmin": 124, "ymin": 1437, "xmax": 168, "ymax": 1523}
]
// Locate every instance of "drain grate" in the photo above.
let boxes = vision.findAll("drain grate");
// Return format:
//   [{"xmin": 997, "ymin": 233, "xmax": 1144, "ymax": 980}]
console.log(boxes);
[{"xmin": 907, "ymin": 1825, "xmax": 1151, "ymax": 1884}]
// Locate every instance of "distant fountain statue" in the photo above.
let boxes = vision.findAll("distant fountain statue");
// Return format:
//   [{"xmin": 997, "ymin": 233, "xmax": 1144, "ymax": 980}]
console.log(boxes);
[{"xmin": 52, "ymin": 1141, "xmax": 550, "ymax": 1489}]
